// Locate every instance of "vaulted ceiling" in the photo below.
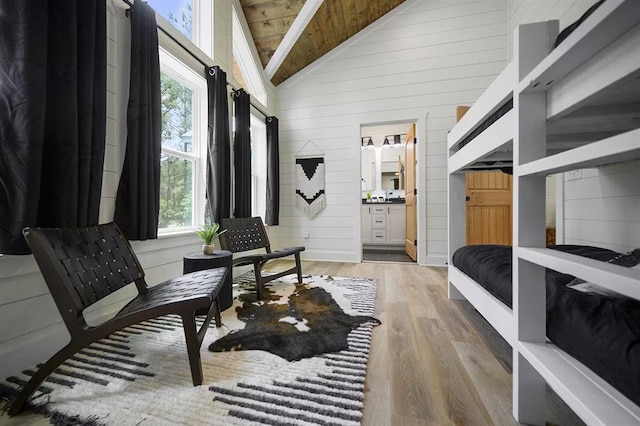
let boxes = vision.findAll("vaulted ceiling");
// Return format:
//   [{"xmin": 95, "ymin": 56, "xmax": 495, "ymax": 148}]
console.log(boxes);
[{"xmin": 239, "ymin": 0, "xmax": 406, "ymax": 86}]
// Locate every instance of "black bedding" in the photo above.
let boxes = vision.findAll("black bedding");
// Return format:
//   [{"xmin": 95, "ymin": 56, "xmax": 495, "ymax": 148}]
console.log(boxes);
[
  {"xmin": 456, "ymin": 98, "xmax": 513, "ymax": 148},
  {"xmin": 452, "ymin": 244, "xmax": 640, "ymax": 406}
]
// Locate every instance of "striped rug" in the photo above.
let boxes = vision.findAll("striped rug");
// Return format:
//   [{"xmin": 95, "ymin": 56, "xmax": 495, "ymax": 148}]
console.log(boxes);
[{"xmin": 1, "ymin": 273, "xmax": 378, "ymax": 425}]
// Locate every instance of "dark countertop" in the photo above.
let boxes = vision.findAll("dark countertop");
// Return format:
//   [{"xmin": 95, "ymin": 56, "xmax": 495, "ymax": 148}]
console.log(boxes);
[{"xmin": 362, "ymin": 199, "xmax": 405, "ymax": 204}]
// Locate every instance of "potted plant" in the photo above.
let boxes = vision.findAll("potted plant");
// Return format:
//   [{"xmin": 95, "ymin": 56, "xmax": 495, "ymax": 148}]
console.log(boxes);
[{"xmin": 196, "ymin": 223, "xmax": 226, "ymax": 255}]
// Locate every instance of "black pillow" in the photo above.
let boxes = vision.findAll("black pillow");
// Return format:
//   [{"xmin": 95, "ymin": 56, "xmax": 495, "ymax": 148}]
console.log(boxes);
[
  {"xmin": 550, "ymin": 244, "xmax": 640, "ymax": 267},
  {"xmin": 554, "ymin": 0, "xmax": 605, "ymax": 48}
]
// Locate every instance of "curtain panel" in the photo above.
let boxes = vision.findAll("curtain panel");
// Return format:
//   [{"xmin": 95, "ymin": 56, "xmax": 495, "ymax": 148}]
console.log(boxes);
[
  {"xmin": 233, "ymin": 89, "xmax": 251, "ymax": 218},
  {"xmin": 265, "ymin": 116, "xmax": 280, "ymax": 226},
  {"xmin": 114, "ymin": 1, "xmax": 162, "ymax": 241},
  {"xmin": 0, "ymin": 1, "xmax": 106, "ymax": 254},
  {"xmin": 205, "ymin": 66, "xmax": 231, "ymax": 225}
]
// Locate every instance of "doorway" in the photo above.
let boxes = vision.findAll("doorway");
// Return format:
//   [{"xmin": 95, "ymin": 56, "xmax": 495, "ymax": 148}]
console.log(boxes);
[{"xmin": 360, "ymin": 121, "xmax": 417, "ymax": 263}]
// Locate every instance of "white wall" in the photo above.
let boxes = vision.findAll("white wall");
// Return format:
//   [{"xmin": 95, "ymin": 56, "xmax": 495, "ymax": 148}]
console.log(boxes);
[
  {"xmin": 508, "ymin": 0, "xmax": 599, "ymax": 56},
  {"xmin": 509, "ymin": 0, "xmax": 640, "ymax": 254},
  {"xmin": 563, "ymin": 161, "xmax": 640, "ymax": 254},
  {"xmin": 276, "ymin": 0, "xmax": 509, "ymax": 265}
]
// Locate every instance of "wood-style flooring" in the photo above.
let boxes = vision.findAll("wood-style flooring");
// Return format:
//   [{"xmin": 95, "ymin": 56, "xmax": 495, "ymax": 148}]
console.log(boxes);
[
  {"xmin": 0, "ymin": 260, "xmax": 583, "ymax": 425},
  {"xmin": 363, "ymin": 249, "xmax": 415, "ymax": 263}
]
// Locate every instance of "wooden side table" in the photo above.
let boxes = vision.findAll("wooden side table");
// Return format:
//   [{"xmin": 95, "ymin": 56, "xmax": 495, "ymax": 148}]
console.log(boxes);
[{"xmin": 183, "ymin": 250, "xmax": 233, "ymax": 311}]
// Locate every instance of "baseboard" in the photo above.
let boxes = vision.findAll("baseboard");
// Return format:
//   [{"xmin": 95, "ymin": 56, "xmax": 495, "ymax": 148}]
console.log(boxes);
[
  {"xmin": 0, "ymin": 322, "xmax": 69, "ymax": 380},
  {"xmin": 425, "ymin": 254, "xmax": 447, "ymax": 267},
  {"xmin": 0, "ymin": 300, "xmax": 126, "ymax": 380},
  {"xmin": 300, "ymin": 250, "xmax": 360, "ymax": 263}
]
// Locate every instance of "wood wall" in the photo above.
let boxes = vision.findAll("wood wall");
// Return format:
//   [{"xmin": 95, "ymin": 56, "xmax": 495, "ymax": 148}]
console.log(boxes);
[{"xmin": 276, "ymin": 0, "xmax": 509, "ymax": 265}]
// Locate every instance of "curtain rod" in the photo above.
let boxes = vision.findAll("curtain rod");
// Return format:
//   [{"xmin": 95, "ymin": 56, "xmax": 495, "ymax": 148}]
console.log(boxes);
[{"xmin": 121, "ymin": 0, "xmax": 269, "ymax": 119}]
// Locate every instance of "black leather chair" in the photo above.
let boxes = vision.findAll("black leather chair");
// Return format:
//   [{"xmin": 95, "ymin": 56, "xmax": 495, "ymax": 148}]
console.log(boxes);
[
  {"xmin": 218, "ymin": 217, "xmax": 305, "ymax": 299},
  {"xmin": 7, "ymin": 222, "xmax": 227, "ymax": 415}
]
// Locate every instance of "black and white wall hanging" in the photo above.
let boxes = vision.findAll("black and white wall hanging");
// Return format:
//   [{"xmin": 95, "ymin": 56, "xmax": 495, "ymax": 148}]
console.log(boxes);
[{"xmin": 295, "ymin": 140, "xmax": 326, "ymax": 219}]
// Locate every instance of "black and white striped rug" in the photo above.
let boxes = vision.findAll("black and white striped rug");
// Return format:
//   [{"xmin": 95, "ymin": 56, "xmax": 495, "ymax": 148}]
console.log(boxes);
[{"xmin": 1, "ymin": 273, "xmax": 378, "ymax": 425}]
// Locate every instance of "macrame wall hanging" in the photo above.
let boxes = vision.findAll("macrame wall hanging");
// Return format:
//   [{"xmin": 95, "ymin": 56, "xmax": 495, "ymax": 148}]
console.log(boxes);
[{"xmin": 295, "ymin": 140, "xmax": 326, "ymax": 219}]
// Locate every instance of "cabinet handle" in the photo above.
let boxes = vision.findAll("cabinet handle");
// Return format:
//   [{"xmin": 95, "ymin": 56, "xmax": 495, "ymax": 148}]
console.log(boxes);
[{"xmin": 388, "ymin": 207, "xmax": 389, "ymax": 214}]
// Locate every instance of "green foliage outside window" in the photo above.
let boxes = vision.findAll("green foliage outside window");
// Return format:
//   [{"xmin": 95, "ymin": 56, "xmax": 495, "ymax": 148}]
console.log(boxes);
[{"xmin": 159, "ymin": 73, "xmax": 194, "ymax": 229}]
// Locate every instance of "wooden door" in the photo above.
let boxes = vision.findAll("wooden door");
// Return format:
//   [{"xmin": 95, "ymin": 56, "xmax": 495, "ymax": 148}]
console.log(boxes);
[
  {"xmin": 456, "ymin": 106, "xmax": 513, "ymax": 245},
  {"xmin": 466, "ymin": 173, "xmax": 512, "ymax": 245},
  {"xmin": 404, "ymin": 124, "xmax": 417, "ymax": 261}
]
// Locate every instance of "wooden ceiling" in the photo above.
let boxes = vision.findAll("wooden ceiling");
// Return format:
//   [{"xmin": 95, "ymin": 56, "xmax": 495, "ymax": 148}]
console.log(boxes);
[{"xmin": 239, "ymin": 0, "xmax": 406, "ymax": 86}]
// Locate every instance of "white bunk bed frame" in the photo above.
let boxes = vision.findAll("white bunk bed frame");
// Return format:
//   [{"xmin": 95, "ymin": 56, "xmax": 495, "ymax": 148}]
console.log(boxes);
[{"xmin": 447, "ymin": 1, "xmax": 640, "ymax": 425}]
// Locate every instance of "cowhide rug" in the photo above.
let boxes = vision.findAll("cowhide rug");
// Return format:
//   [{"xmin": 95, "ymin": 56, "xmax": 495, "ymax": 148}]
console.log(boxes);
[
  {"xmin": 210, "ymin": 273, "xmax": 380, "ymax": 361},
  {"xmin": 1, "ymin": 272, "xmax": 380, "ymax": 426}
]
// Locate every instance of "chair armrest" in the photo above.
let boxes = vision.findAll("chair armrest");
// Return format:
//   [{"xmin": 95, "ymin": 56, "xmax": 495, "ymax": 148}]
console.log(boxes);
[{"xmin": 232, "ymin": 246, "xmax": 305, "ymax": 266}]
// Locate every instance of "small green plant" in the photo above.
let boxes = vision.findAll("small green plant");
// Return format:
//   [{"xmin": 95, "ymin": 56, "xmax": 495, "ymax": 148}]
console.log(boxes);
[{"xmin": 196, "ymin": 223, "xmax": 226, "ymax": 245}]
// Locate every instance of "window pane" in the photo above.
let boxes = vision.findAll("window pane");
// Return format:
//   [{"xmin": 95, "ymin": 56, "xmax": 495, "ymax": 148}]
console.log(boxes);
[
  {"xmin": 161, "ymin": 73, "xmax": 193, "ymax": 153},
  {"xmin": 251, "ymin": 116, "xmax": 267, "ymax": 219},
  {"xmin": 159, "ymin": 154, "xmax": 194, "ymax": 229},
  {"xmin": 148, "ymin": 0, "xmax": 192, "ymax": 40}
]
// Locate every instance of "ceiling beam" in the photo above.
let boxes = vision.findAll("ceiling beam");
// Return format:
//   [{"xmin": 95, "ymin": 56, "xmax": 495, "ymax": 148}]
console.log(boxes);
[{"xmin": 264, "ymin": 0, "xmax": 324, "ymax": 80}]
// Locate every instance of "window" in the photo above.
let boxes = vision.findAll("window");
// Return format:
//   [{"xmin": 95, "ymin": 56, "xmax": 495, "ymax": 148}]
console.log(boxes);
[
  {"xmin": 251, "ymin": 115, "xmax": 267, "ymax": 219},
  {"xmin": 158, "ymin": 48, "xmax": 206, "ymax": 233},
  {"xmin": 147, "ymin": 0, "xmax": 193, "ymax": 40}
]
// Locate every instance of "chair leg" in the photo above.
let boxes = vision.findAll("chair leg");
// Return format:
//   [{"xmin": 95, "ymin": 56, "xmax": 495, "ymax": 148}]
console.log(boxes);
[
  {"xmin": 214, "ymin": 298, "xmax": 221, "ymax": 327},
  {"xmin": 254, "ymin": 266, "xmax": 264, "ymax": 300},
  {"xmin": 181, "ymin": 314, "xmax": 203, "ymax": 386},
  {"xmin": 295, "ymin": 253, "xmax": 303, "ymax": 283},
  {"xmin": 7, "ymin": 342, "xmax": 80, "ymax": 416}
]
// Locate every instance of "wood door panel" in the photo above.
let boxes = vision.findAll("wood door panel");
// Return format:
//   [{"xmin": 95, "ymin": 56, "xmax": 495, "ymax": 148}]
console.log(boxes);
[
  {"xmin": 465, "ymin": 172, "xmax": 512, "ymax": 246},
  {"xmin": 405, "ymin": 124, "xmax": 417, "ymax": 261},
  {"xmin": 466, "ymin": 205, "xmax": 512, "ymax": 245},
  {"xmin": 456, "ymin": 106, "xmax": 513, "ymax": 247}
]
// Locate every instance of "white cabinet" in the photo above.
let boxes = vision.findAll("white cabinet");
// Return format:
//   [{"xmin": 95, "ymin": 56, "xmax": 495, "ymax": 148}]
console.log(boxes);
[
  {"xmin": 371, "ymin": 204, "xmax": 387, "ymax": 244},
  {"xmin": 361, "ymin": 205, "xmax": 372, "ymax": 243},
  {"xmin": 362, "ymin": 204, "xmax": 405, "ymax": 246},
  {"xmin": 387, "ymin": 205, "xmax": 405, "ymax": 244}
]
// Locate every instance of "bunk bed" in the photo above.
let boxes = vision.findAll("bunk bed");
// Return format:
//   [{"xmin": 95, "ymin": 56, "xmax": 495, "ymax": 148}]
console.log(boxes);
[{"xmin": 447, "ymin": 1, "xmax": 640, "ymax": 424}]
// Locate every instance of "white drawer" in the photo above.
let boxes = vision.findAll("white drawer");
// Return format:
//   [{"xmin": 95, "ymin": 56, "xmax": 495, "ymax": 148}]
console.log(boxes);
[
  {"xmin": 372, "ymin": 229, "xmax": 386, "ymax": 243},
  {"xmin": 371, "ymin": 206, "xmax": 386, "ymax": 214},
  {"xmin": 372, "ymin": 214, "xmax": 386, "ymax": 229}
]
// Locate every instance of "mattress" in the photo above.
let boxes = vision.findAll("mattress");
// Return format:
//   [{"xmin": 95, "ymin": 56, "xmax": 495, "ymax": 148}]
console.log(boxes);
[{"xmin": 452, "ymin": 244, "xmax": 640, "ymax": 406}]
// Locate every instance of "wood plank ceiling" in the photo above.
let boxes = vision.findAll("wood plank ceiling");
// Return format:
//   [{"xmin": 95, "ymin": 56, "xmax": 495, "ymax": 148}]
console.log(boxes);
[{"xmin": 239, "ymin": 0, "xmax": 406, "ymax": 86}]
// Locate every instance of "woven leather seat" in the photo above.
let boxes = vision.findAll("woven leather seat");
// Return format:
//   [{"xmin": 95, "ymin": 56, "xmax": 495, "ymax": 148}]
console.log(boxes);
[
  {"xmin": 219, "ymin": 217, "xmax": 305, "ymax": 299},
  {"xmin": 7, "ymin": 223, "xmax": 227, "ymax": 416}
]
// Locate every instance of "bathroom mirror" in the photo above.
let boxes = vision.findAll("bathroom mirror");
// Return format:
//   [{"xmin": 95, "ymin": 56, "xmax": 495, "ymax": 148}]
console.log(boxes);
[
  {"xmin": 381, "ymin": 146, "xmax": 404, "ymax": 190},
  {"xmin": 361, "ymin": 147, "xmax": 375, "ymax": 191}
]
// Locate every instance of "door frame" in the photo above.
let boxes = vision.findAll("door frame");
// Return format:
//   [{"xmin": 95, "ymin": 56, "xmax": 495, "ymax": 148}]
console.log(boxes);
[{"xmin": 358, "ymin": 117, "xmax": 423, "ymax": 264}]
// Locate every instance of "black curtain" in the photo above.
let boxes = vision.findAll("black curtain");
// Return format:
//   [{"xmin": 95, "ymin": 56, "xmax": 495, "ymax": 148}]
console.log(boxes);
[
  {"xmin": 114, "ymin": 1, "xmax": 161, "ymax": 241},
  {"xmin": 265, "ymin": 116, "xmax": 280, "ymax": 226},
  {"xmin": 0, "ymin": 1, "xmax": 106, "ymax": 254},
  {"xmin": 233, "ymin": 89, "xmax": 251, "ymax": 218},
  {"xmin": 205, "ymin": 66, "xmax": 231, "ymax": 224}
]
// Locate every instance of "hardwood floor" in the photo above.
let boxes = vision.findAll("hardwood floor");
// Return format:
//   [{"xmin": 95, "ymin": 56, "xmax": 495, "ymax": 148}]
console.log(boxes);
[
  {"xmin": 279, "ymin": 260, "xmax": 583, "ymax": 426},
  {"xmin": 0, "ymin": 260, "xmax": 583, "ymax": 425}
]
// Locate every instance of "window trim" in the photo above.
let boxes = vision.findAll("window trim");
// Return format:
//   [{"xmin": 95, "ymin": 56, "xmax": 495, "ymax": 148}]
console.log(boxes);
[
  {"xmin": 157, "ymin": 47, "xmax": 207, "ymax": 235},
  {"xmin": 250, "ymin": 114, "xmax": 267, "ymax": 220},
  {"xmin": 231, "ymin": 6, "xmax": 267, "ymax": 106}
]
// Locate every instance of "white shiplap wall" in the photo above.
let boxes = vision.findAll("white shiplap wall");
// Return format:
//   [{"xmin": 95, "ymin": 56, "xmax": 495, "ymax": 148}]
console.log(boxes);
[
  {"xmin": 0, "ymin": 1, "xmax": 205, "ymax": 380},
  {"xmin": 510, "ymin": 0, "xmax": 640, "ymax": 253},
  {"xmin": 563, "ymin": 161, "xmax": 640, "ymax": 253},
  {"xmin": 276, "ymin": 0, "xmax": 509, "ymax": 265},
  {"xmin": 508, "ymin": 0, "xmax": 600, "ymax": 55}
]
